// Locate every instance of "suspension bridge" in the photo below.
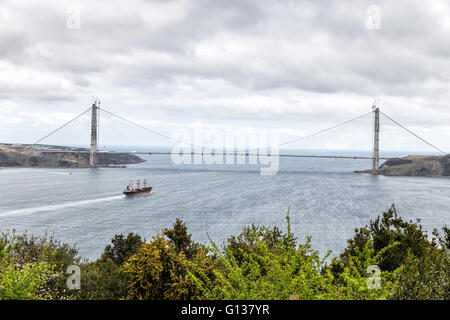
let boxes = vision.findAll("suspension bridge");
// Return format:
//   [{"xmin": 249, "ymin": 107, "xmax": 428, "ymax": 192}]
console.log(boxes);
[{"xmin": 27, "ymin": 100, "xmax": 446, "ymax": 171}]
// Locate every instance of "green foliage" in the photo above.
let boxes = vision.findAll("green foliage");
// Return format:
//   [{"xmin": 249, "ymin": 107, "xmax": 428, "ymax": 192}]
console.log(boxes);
[
  {"xmin": 0, "ymin": 230, "xmax": 55, "ymax": 300},
  {"xmin": 190, "ymin": 236, "xmax": 333, "ymax": 300},
  {"xmin": 442, "ymin": 226, "xmax": 450, "ymax": 249},
  {"xmin": 5, "ymin": 230, "xmax": 81, "ymax": 299},
  {"xmin": 391, "ymin": 226, "xmax": 450, "ymax": 299},
  {"xmin": 224, "ymin": 223, "xmax": 296, "ymax": 267},
  {"xmin": 392, "ymin": 247, "xmax": 450, "ymax": 299},
  {"xmin": 103, "ymin": 233, "xmax": 143, "ymax": 266},
  {"xmin": 76, "ymin": 256, "xmax": 129, "ymax": 300},
  {"xmin": 334, "ymin": 204, "xmax": 450, "ymax": 300},
  {"xmin": 124, "ymin": 234, "xmax": 193, "ymax": 299},
  {"xmin": 330, "ymin": 239, "xmax": 397, "ymax": 299},
  {"xmin": 164, "ymin": 219, "xmax": 199, "ymax": 259},
  {"xmin": 189, "ymin": 213, "xmax": 394, "ymax": 300},
  {"xmin": 433, "ymin": 225, "xmax": 450, "ymax": 250},
  {"xmin": 124, "ymin": 220, "xmax": 216, "ymax": 300},
  {"xmin": 1, "ymin": 205, "xmax": 449, "ymax": 300},
  {"xmin": 340, "ymin": 205, "xmax": 433, "ymax": 272},
  {"xmin": 76, "ymin": 232, "xmax": 143, "ymax": 300}
]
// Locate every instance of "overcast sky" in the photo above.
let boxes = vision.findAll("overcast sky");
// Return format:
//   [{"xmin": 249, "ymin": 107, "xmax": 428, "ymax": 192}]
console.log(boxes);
[{"xmin": 1, "ymin": 0, "xmax": 449, "ymax": 152}]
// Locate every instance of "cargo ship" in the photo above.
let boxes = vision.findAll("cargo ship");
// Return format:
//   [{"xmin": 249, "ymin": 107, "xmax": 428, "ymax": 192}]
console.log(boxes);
[{"xmin": 123, "ymin": 179, "xmax": 152, "ymax": 196}]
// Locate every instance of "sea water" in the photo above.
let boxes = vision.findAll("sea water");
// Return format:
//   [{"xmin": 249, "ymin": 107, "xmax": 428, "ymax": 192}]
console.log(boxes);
[{"xmin": 0, "ymin": 149, "xmax": 449, "ymax": 260}]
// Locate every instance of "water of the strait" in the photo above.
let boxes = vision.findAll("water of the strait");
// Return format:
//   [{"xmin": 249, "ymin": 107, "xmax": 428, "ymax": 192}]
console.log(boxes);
[{"xmin": 0, "ymin": 149, "xmax": 449, "ymax": 260}]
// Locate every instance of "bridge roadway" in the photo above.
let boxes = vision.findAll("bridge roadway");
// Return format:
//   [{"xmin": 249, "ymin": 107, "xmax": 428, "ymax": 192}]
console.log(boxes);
[{"xmin": 39, "ymin": 150, "xmax": 389, "ymax": 160}]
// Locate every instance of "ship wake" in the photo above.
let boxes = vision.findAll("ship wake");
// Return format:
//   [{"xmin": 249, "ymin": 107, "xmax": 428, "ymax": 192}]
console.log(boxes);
[{"xmin": 0, "ymin": 195, "xmax": 124, "ymax": 217}]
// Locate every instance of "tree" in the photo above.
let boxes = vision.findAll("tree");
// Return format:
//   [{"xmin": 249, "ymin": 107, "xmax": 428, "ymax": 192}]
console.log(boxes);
[
  {"xmin": 0, "ymin": 231, "xmax": 55, "ymax": 300},
  {"xmin": 103, "ymin": 233, "xmax": 143, "ymax": 266},
  {"xmin": 339, "ymin": 205, "xmax": 433, "ymax": 272},
  {"xmin": 124, "ymin": 221, "xmax": 216, "ymax": 300},
  {"xmin": 76, "ymin": 256, "xmax": 129, "ymax": 300},
  {"xmin": 76, "ymin": 232, "xmax": 143, "ymax": 300},
  {"xmin": 433, "ymin": 225, "xmax": 450, "ymax": 250},
  {"xmin": 391, "ymin": 247, "xmax": 450, "ymax": 300},
  {"xmin": 124, "ymin": 234, "xmax": 194, "ymax": 299},
  {"xmin": 391, "ymin": 225, "xmax": 450, "ymax": 299},
  {"xmin": 7, "ymin": 231, "xmax": 81, "ymax": 300},
  {"xmin": 189, "ymin": 215, "xmax": 394, "ymax": 300},
  {"xmin": 164, "ymin": 219, "xmax": 198, "ymax": 260},
  {"xmin": 225, "ymin": 223, "xmax": 296, "ymax": 267}
]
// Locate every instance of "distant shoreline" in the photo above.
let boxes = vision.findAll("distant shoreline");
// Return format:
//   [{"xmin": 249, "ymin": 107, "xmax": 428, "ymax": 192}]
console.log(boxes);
[
  {"xmin": 0, "ymin": 143, "xmax": 145, "ymax": 168},
  {"xmin": 355, "ymin": 154, "xmax": 450, "ymax": 177}
]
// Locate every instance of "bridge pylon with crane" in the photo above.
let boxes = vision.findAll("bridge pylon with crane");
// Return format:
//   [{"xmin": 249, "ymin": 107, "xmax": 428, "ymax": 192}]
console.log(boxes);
[
  {"xmin": 89, "ymin": 100, "xmax": 99, "ymax": 166},
  {"xmin": 372, "ymin": 102, "xmax": 380, "ymax": 171}
]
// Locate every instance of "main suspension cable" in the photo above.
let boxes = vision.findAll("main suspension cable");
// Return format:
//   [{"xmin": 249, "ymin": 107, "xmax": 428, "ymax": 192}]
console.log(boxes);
[
  {"xmin": 99, "ymin": 107, "xmax": 209, "ymax": 150},
  {"xmin": 380, "ymin": 111, "xmax": 446, "ymax": 155},
  {"xmin": 100, "ymin": 107, "xmax": 373, "ymax": 152},
  {"xmin": 249, "ymin": 111, "xmax": 373, "ymax": 151},
  {"xmin": 25, "ymin": 107, "xmax": 92, "ymax": 150}
]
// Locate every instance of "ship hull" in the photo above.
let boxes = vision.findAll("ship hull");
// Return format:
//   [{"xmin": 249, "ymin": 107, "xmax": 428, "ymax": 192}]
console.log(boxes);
[{"xmin": 123, "ymin": 186, "xmax": 152, "ymax": 196}]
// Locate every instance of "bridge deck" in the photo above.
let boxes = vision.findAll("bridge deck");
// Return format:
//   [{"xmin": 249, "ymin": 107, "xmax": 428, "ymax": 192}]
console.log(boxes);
[{"xmin": 40, "ymin": 150, "xmax": 388, "ymax": 160}]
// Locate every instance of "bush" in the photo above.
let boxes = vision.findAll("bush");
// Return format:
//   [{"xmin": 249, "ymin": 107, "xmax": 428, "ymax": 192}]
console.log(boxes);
[
  {"xmin": 103, "ymin": 233, "xmax": 143, "ymax": 266},
  {"xmin": 392, "ymin": 247, "xmax": 450, "ymax": 299},
  {"xmin": 189, "ymin": 214, "xmax": 395, "ymax": 300},
  {"xmin": 124, "ymin": 219, "xmax": 216, "ymax": 300},
  {"xmin": 0, "ymin": 230, "xmax": 55, "ymax": 300},
  {"xmin": 1, "ymin": 206, "xmax": 449, "ymax": 300},
  {"xmin": 76, "ymin": 232, "xmax": 143, "ymax": 300},
  {"xmin": 391, "ymin": 226, "xmax": 450, "ymax": 299},
  {"xmin": 339, "ymin": 205, "xmax": 433, "ymax": 272}
]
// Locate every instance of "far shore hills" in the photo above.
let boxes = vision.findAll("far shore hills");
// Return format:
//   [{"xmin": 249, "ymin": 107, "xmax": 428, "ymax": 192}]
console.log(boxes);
[
  {"xmin": 0, "ymin": 143, "xmax": 145, "ymax": 168},
  {"xmin": 355, "ymin": 154, "xmax": 450, "ymax": 177},
  {"xmin": 1, "ymin": 143, "xmax": 449, "ymax": 177}
]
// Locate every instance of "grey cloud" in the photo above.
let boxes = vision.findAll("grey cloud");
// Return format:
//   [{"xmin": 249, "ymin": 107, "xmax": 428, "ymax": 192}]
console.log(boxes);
[{"xmin": 0, "ymin": 0, "xmax": 449, "ymax": 151}]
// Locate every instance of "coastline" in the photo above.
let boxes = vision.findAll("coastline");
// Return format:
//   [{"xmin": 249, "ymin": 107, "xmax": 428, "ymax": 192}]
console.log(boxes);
[
  {"xmin": 0, "ymin": 143, "xmax": 145, "ymax": 168},
  {"xmin": 355, "ymin": 154, "xmax": 450, "ymax": 177}
]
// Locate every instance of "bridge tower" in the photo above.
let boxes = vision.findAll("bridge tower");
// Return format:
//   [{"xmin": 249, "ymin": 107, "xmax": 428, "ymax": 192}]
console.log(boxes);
[
  {"xmin": 90, "ymin": 101, "xmax": 98, "ymax": 166},
  {"xmin": 372, "ymin": 103, "xmax": 380, "ymax": 171}
]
